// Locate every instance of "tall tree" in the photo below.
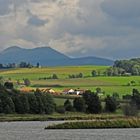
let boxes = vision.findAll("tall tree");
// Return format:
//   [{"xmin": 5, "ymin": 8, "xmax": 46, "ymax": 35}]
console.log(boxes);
[
  {"xmin": 105, "ymin": 96, "xmax": 117, "ymax": 113},
  {"xmin": 83, "ymin": 91, "xmax": 102, "ymax": 114},
  {"xmin": 73, "ymin": 97, "xmax": 86, "ymax": 112},
  {"xmin": 64, "ymin": 99, "xmax": 73, "ymax": 111},
  {"xmin": 91, "ymin": 70, "xmax": 97, "ymax": 77}
]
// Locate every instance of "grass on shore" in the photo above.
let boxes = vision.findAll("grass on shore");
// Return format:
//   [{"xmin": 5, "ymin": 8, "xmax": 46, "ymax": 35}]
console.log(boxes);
[
  {"xmin": 46, "ymin": 118, "xmax": 140, "ymax": 129},
  {"xmin": 0, "ymin": 112, "xmax": 127, "ymax": 122}
]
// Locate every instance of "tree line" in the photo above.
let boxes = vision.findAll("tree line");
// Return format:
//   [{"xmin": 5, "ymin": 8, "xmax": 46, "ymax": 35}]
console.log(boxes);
[
  {"xmin": 0, "ymin": 84, "xmax": 118, "ymax": 114},
  {"xmin": 0, "ymin": 62, "xmax": 40, "ymax": 69},
  {"xmin": 1, "ymin": 81, "xmax": 140, "ymax": 116},
  {"xmin": 59, "ymin": 89, "xmax": 140, "ymax": 116},
  {"xmin": 106, "ymin": 58, "xmax": 140, "ymax": 76},
  {"xmin": 56, "ymin": 90, "xmax": 118, "ymax": 114},
  {"xmin": 0, "ymin": 85, "xmax": 55, "ymax": 114}
]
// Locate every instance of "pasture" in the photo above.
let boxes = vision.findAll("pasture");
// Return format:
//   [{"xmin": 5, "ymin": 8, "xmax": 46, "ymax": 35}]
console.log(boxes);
[{"xmin": 0, "ymin": 66, "xmax": 140, "ymax": 98}]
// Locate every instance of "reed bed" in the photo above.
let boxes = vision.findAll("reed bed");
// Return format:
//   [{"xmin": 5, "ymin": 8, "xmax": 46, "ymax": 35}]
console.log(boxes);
[{"xmin": 45, "ymin": 118, "xmax": 140, "ymax": 129}]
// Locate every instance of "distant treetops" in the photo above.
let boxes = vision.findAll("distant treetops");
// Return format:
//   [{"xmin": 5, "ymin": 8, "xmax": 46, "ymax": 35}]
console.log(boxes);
[
  {"xmin": 107, "ymin": 58, "xmax": 140, "ymax": 76},
  {"xmin": 0, "ymin": 62, "xmax": 41, "ymax": 69}
]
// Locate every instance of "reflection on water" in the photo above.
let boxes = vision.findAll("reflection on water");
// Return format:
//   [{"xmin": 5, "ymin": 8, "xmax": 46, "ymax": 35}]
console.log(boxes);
[{"xmin": 0, "ymin": 121, "xmax": 140, "ymax": 140}]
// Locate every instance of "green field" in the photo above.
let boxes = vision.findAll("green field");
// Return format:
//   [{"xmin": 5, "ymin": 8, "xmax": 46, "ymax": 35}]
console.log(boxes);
[
  {"xmin": 0, "ymin": 66, "xmax": 107, "ymax": 79},
  {"xmin": 0, "ymin": 66, "xmax": 140, "ymax": 98}
]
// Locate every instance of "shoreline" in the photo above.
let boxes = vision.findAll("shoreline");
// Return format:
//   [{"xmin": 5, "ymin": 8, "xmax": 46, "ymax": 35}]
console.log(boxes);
[
  {"xmin": 0, "ymin": 114, "xmax": 129, "ymax": 122},
  {"xmin": 45, "ymin": 119, "xmax": 140, "ymax": 129},
  {"xmin": 0, "ymin": 114, "xmax": 140, "ymax": 129}
]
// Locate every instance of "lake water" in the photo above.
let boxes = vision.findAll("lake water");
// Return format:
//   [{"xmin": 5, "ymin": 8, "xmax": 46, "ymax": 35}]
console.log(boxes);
[{"xmin": 0, "ymin": 121, "xmax": 140, "ymax": 140}]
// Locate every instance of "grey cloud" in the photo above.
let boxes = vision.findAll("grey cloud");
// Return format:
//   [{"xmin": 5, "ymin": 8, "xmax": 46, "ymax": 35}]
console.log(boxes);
[
  {"xmin": 30, "ymin": 0, "xmax": 57, "ymax": 3},
  {"xmin": 0, "ymin": 0, "xmax": 13, "ymax": 16},
  {"xmin": 101, "ymin": 0, "xmax": 140, "ymax": 19},
  {"xmin": 0, "ymin": 0, "xmax": 140, "ymax": 60}
]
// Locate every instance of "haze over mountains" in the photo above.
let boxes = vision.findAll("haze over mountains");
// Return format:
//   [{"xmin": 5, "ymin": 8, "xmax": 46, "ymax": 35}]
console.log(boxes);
[{"xmin": 0, "ymin": 46, "xmax": 113, "ymax": 66}]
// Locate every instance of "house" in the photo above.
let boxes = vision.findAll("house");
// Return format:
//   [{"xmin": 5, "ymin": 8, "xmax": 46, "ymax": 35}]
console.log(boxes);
[
  {"xmin": 62, "ymin": 89, "xmax": 75, "ymax": 94},
  {"xmin": 62, "ymin": 89, "xmax": 86, "ymax": 95},
  {"xmin": 20, "ymin": 87, "xmax": 35, "ymax": 93},
  {"xmin": 40, "ymin": 88, "xmax": 56, "ymax": 94},
  {"xmin": 47, "ymin": 89, "xmax": 55, "ymax": 94},
  {"xmin": 75, "ymin": 89, "xmax": 85, "ymax": 95}
]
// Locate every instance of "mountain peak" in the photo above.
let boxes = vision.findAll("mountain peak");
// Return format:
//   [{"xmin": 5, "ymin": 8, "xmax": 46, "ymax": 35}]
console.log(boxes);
[
  {"xmin": 0, "ymin": 46, "xmax": 113, "ymax": 66},
  {"xmin": 2, "ymin": 46, "xmax": 23, "ymax": 53},
  {"xmin": 2, "ymin": 46, "xmax": 53, "ymax": 54},
  {"xmin": 32, "ymin": 46, "xmax": 53, "ymax": 50}
]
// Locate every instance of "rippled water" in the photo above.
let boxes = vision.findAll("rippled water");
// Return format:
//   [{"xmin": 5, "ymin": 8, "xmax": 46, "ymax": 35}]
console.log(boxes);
[{"xmin": 0, "ymin": 121, "xmax": 140, "ymax": 140}]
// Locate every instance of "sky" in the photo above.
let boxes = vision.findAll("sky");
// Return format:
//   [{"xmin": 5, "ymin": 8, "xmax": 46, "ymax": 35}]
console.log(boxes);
[{"xmin": 0, "ymin": 0, "xmax": 140, "ymax": 59}]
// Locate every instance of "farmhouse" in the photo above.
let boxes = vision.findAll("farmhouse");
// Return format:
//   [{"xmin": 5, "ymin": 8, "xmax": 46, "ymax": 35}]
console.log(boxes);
[
  {"xmin": 20, "ymin": 87, "xmax": 35, "ymax": 93},
  {"xmin": 62, "ymin": 89, "xmax": 75, "ymax": 94},
  {"xmin": 75, "ymin": 89, "xmax": 85, "ymax": 95},
  {"xmin": 62, "ymin": 89, "xmax": 85, "ymax": 95},
  {"xmin": 40, "ymin": 88, "xmax": 56, "ymax": 94}
]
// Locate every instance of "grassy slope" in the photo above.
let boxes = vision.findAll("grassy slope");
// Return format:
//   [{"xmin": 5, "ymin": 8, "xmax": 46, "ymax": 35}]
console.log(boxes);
[
  {"xmin": 0, "ymin": 66, "xmax": 107, "ymax": 79},
  {"xmin": 1, "ymin": 66, "xmax": 140, "ymax": 97}
]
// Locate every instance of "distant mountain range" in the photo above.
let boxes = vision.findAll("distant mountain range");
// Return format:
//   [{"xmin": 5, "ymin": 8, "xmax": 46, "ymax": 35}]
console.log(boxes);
[{"xmin": 0, "ymin": 46, "xmax": 114, "ymax": 66}]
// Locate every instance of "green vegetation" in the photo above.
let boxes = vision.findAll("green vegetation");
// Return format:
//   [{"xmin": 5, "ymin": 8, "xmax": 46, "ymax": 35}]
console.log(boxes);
[
  {"xmin": 123, "ymin": 104, "xmax": 138, "ymax": 117},
  {"xmin": 106, "ymin": 58, "xmax": 140, "ymax": 76},
  {"xmin": 54, "ymin": 98, "xmax": 73, "ymax": 106},
  {"xmin": 64, "ymin": 99, "xmax": 73, "ymax": 111},
  {"xmin": 83, "ymin": 91, "xmax": 102, "ymax": 114},
  {"xmin": 0, "ymin": 65, "xmax": 140, "ymax": 123},
  {"xmin": 45, "ymin": 119, "xmax": 140, "ymax": 129},
  {"xmin": 0, "ymin": 113, "xmax": 124, "ymax": 122},
  {"xmin": 0, "ymin": 84, "xmax": 55, "ymax": 114},
  {"xmin": 0, "ymin": 66, "xmax": 107, "ymax": 79},
  {"xmin": 114, "ymin": 58, "xmax": 140, "ymax": 75},
  {"xmin": 105, "ymin": 96, "xmax": 118, "ymax": 113},
  {"xmin": 73, "ymin": 97, "xmax": 86, "ymax": 112},
  {"xmin": 1, "ymin": 66, "xmax": 140, "ymax": 97}
]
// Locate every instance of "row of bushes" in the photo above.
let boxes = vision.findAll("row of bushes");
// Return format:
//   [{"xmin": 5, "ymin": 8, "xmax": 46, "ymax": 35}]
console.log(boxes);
[{"xmin": 38, "ymin": 74, "xmax": 58, "ymax": 80}]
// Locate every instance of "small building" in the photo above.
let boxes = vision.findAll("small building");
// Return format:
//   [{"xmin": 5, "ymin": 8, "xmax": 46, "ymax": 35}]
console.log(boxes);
[
  {"xmin": 75, "ymin": 89, "xmax": 85, "ymax": 95},
  {"xmin": 20, "ymin": 87, "xmax": 35, "ymax": 93},
  {"xmin": 62, "ymin": 89, "xmax": 86, "ymax": 95},
  {"xmin": 47, "ymin": 89, "xmax": 56, "ymax": 94},
  {"xmin": 62, "ymin": 89, "xmax": 75, "ymax": 94},
  {"xmin": 40, "ymin": 88, "xmax": 56, "ymax": 94}
]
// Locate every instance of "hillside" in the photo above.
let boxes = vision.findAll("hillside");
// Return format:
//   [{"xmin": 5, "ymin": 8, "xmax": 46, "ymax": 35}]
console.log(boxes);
[
  {"xmin": 1, "ymin": 66, "xmax": 140, "ymax": 96},
  {"xmin": 0, "ymin": 46, "xmax": 113, "ymax": 66}
]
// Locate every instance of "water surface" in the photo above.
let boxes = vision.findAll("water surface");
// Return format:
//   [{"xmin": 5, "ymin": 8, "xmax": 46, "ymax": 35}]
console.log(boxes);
[{"xmin": 0, "ymin": 121, "xmax": 140, "ymax": 140}]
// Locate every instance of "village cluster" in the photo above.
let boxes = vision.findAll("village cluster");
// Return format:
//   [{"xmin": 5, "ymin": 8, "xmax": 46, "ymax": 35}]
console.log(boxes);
[{"xmin": 20, "ymin": 87, "xmax": 86, "ymax": 96}]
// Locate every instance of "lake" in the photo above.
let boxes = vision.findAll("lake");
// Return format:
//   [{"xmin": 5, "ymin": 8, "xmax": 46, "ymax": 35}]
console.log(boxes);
[{"xmin": 0, "ymin": 121, "xmax": 140, "ymax": 140}]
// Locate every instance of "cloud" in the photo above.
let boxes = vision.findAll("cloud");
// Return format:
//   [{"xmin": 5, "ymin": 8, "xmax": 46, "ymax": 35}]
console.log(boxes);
[
  {"xmin": 0, "ymin": 0, "xmax": 13, "ymax": 16},
  {"xmin": 101, "ymin": 0, "xmax": 140, "ymax": 27},
  {"xmin": 101, "ymin": 0, "xmax": 140, "ymax": 19},
  {"xmin": 0, "ymin": 0, "xmax": 140, "ymax": 59}
]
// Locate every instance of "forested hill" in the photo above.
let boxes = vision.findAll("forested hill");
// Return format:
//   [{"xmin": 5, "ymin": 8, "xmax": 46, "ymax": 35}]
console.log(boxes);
[{"xmin": 113, "ymin": 58, "xmax": 140, "ymax": 75}]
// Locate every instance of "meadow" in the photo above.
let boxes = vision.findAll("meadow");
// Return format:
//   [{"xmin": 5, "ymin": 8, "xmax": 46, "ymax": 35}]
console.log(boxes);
[{"xmin": 0, "ymin": 65, "xmax": 140, "ymax": 98}]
